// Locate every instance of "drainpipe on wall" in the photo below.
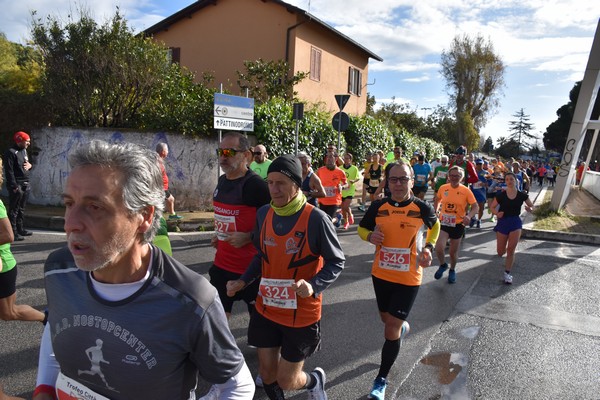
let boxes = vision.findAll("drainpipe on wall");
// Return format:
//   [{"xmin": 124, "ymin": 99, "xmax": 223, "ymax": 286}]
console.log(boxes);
[{"xmin": 285, "ymin": 19, "xmax": 307, "ymax": 64}]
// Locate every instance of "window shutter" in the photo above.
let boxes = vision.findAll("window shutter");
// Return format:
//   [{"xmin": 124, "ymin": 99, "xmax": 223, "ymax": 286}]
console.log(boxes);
[
  {"xmin": 357, "ymin": 70, "xmax": 363, "ymax": 96},
  {"xmin": 170, "ymin": 47, "xmax": 180, "ymax": 64}
]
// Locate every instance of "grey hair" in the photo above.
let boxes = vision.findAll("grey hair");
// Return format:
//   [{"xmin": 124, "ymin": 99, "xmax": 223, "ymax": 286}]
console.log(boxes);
[
  {"xmin": 155, "ymin": 142, "xmax": 168, "ymax": 153},
  {"xmin": 441, "ymin": 155, "xmax": 449, "ymax": 162},
  {"xmin": 297, "ymin": 151, "xmax": 312, "ymax": 164},
  {"xmin": 68, "ymin": 140, "xmax": 164, "ymax": 243},
  {"xmin": 448, "ymin": 165, "xmax": 465, "ymax": 177}
]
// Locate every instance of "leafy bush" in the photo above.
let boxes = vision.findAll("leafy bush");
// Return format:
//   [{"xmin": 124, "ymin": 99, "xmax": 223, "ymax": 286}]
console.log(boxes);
[
  {"xmin": 254, "ymin": 98, "xmax": 338, "ymax": 164},
  {"xmin": 344, "ymin": 114, "xmax": 394, "ymax": 163},
  {"xmin": 134, "ymin": 66, "xmax": 216, "ymax": 136}
]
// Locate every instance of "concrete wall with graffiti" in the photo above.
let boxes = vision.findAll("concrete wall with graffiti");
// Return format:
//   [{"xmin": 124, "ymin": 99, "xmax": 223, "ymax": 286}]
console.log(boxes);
[{"xmin": 29, "ymin": 127, "xmax": 218, "ymax": 210}]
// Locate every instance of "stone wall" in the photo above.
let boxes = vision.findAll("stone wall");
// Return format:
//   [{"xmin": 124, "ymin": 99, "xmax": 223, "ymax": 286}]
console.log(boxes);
[{"xmin": 27, "ymin": 127, "xmax": 219, "ymax": 210}]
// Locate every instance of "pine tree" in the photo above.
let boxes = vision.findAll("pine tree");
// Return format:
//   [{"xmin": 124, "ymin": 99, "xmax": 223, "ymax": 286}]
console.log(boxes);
[{"xmin": 508, "ymin": 108, "xmax": 536, "ymax": 153}]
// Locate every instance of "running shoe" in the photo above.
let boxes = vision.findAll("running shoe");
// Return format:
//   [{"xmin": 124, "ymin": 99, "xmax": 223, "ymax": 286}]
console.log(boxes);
[
  {"xmin": 504, "ymin": 272, "xmax": 513, "ymax": 284},
  {"xmin": 358, "ymin": 205, "xmax": 366, "ymax": 212},
  {"xmin": 198, "ymin": 385, "xmax": 220, "ymax": 400},
  {"xmin": 169, "ymin": 214, "xmax": 183, "ymax": 220},
  {"xmin": 434, "ymin": 263, "xmax": 448, "ymax": 280},
  {"xmin": 343, "ymin": 222, "xmax": 350, "ymax": 230},
  {"xmin": 476, "ymin": 219, "xmax": 481, "ymax": 229},
  {"xmin": 367, "ymin": 376, "xmax": 387, "ymax": 400},
  {"xmin": 448, "ymin": 269, "xmax": 457, "ymax": 284},
  {"xmin": 255, "ymin": 374, "xmax": 263, "ymax": 387},
  {"xmin": 334, "ymin": 213, "xmax": 342, "ymax": 228},
  {"xmin": 349, "ymin": 214, "xmax": 355, "ymax": 225},
  {"xmin": 400, "ymin": 321, "xmax": 410, "ymax": 346},
  {"xmin": 307, "ymin": 367, "xmax": 327, "ymax": 400},
  {"xmin": 469, "ymin": 218, "xmax": 476, "ymax": 228}
]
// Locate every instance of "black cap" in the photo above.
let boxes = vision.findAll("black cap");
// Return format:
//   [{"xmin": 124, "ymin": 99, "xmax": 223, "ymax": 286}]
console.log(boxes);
[
  {"xmin": 455, "ymin": 146, "xmax": 466, "ymax": 155},
  {"xmin": 268, "ymin": 154, "xmax": 303, "ymax": 187}
]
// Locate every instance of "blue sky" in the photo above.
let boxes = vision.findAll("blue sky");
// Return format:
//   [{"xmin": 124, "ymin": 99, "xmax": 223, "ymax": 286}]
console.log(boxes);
[{"xmin": 1, "ymin": 0, "xmax": 598, "ymax": 148}]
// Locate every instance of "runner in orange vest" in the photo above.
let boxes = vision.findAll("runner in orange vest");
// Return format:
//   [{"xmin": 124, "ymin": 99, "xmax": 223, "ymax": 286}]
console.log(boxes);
[{"xmin": 227, "ymin": 155, "xmax": 345, "ymax": 400}]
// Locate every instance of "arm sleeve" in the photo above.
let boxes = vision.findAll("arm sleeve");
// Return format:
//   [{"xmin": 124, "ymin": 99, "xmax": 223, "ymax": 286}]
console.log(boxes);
[
  {"xmin": 307, "ymin": 210, "xmax": 345, "ymax": 296},
  {"xmin": 36, "ymin": 324, "xmax": 60, "ymax": 388},
  {"xmin": 3, "ymin": 151, "xmax": 18, "ymax": 190},
  {"xmin": 425, "ymin": 220, "xmax": 441, "ymax": 246},
  {"xmin": 239, "ymin": 206, "xmax": 268, "ymax": 284},
  {"xmin": 357, "ymin": 226, "xmax": 371, "ymax": 242},
  {"xmin": 358, "ymin": 199, "xmax": 382, "ymax": 232},
  {"xmin": 215, "ymin": 361, "xmax": 255, "ymax": 400},
  {"xmin": 192, "ymin": 295, "xmax": 246, "ymax": 384}
]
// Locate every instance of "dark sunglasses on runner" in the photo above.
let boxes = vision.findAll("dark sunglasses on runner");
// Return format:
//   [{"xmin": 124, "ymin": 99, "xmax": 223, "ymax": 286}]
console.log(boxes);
[{"xmin": 216, "ymin": 148, "xmax": 243, "ymax": 157}]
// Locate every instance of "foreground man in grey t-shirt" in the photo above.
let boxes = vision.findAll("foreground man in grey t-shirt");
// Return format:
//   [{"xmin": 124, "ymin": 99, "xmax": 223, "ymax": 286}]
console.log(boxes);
[{"xmin": 34, "ymin": 140, "xmax": 254, "ymax": 400}]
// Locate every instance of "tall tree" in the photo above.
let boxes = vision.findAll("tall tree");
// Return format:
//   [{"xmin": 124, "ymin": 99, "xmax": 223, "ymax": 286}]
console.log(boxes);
[
  {"xmin": 508, "ymin": 108, "xmax": 536, "ymax": 153},
  {"xmin": 543, "ymin": 81, "xmax": 579, "ymax": 152},
  {"xmin": 440, "ymin": 33, "xmax": 505, "ymax": 147},
  {"xmin": 30, "ymin": 9, "xmax": 171, "ymax": 127},
  {"xmin": 0, "ymin": 32, "xmax": 48, "ymax": 138},
  {"xmin": 482, "ymin": 136, "xmax": 494, "ymax": 154}
]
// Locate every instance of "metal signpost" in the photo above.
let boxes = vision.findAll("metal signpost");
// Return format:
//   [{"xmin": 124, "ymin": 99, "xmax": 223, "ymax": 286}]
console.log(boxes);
[
  {"xmin": 293, "ymin": 103, "xmax": 304, "ymax": 155},
  {"xmin": 333, "ymin": 94, "xmax": 350, "ymax": 150}
]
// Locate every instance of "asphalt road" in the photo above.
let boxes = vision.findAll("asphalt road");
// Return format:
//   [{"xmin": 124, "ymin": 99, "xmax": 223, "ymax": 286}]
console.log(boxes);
[{"xmin": 1, "ymin": 205, "xmax": 600, "ymax": 399}]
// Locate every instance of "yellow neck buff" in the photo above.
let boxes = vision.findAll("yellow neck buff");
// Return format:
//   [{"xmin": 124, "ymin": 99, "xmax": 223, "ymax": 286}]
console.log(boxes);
[{"xmin": 271, "ymin": 191, "xmax": 307, "ymax": 216}]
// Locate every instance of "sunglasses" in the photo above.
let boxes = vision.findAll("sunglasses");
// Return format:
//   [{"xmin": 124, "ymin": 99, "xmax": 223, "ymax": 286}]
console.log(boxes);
[
  {"xmin": 252, "ymin": 151, "xmax": 263, "ymax": 156},
  {"xmin": 388, "ymin": 176, "xmax": 411, "ymax": 184},
  {"xmin": 216, "ymin": 148, "xmax": 243, "ymax": 157}
]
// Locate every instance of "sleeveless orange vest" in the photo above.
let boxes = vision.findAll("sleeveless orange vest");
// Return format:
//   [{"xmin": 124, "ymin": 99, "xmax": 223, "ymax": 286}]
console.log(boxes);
[{"xmin": 256, "ymin": 204, "xmax": 324, "ymax": 327}]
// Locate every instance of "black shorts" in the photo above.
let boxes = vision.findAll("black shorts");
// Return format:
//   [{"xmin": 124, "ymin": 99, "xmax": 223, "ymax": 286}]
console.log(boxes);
[
  {"xmin": 0, "ymin": 266, "xmax": 17, "ymax": 298},
  {"xmin": 209, "ymin": 265, "xmax": 259, "ymax": 314},
  {"xmin": 319, "ymin": 204, "xmax": 338, "ymax": 218},
  {"xmin": 441, "ymin": 224, "xmax": 465, "ymax": 240},
  {"xmin": 412, "ymin": 186, "xmax": 427, "ymax": 196},
  {"xmin": 342, "ymin": 195, "xmax": 353, "ymax": 201},
  {"xmin": 372, "ymin": 275, "xmax": 419, "ymax": 321},
  {"xmin": 366, "ymin": 185, "xmax": 378, "ymax": 194},
  {"xmin": 164, "ymin": 190, "xmax": 172, "ymax": 199},
  {"xmin": 248, "ymin": 310, "xmax": 321, "ymax": 363},
  {"xmin": 486, "ymin": 192, "xmax": 496, "ymax": 199}
]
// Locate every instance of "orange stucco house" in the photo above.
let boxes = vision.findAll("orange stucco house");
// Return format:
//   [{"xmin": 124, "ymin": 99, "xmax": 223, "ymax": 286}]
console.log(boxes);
[{"xmin": 144, "ymin": 0, "xmax": 382, "ymax": 116}]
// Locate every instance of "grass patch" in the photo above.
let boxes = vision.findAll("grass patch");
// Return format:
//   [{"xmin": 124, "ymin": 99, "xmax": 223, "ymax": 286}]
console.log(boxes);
[{"xmin": 533, "ymin": 188, "xmax": 600, "ymax": 233}]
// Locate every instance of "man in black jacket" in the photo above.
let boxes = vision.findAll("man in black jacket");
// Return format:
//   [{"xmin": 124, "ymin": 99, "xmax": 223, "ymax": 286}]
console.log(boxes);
[{"xmin": 3, "ymin": 131, "xmax": 33, "ymax": 240}]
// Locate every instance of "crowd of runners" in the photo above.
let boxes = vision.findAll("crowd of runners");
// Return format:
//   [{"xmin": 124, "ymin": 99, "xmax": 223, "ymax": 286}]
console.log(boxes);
[{"xmin": 1, "ymin": 132, "xmax": 544, "ymax": 400}]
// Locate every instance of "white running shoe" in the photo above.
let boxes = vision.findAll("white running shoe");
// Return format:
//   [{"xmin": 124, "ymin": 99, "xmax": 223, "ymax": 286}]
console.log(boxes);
[
  {"xmin": 255, "ymin": 374, "xmax": 263, "ymax": 387},
  {"xmin": 307, "ymin": 367, "xmax": 327, "ymax": 400},
  {"xmin": 504, "ymin": 272, "xmax": 513, "ymax": 284}
]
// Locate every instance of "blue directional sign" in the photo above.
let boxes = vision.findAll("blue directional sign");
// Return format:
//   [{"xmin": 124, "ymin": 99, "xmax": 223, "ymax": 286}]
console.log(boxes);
[{"xmin": 214, "ymin": 93, "xmax": 255, "ymax": 131}]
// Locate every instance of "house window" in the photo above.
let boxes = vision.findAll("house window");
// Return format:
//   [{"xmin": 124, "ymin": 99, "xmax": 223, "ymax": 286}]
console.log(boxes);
[
  {"xmin": 348, "ymin": 66, "xmax": 362, "ymax": 96},
  {"xmin": 167, "ymin": 47, "xmax": 180, "ymax": 65},
  {"xmin": 310, "ymin": 47, "xmax": 321, "ymax": 81}
]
